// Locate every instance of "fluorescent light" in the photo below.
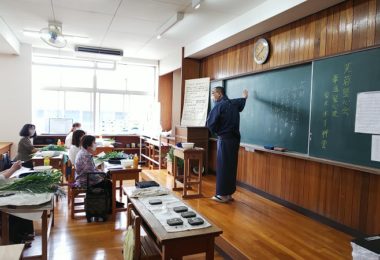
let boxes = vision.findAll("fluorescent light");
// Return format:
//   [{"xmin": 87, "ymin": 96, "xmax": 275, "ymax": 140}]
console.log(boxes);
[
  {"xmin": 156, "ymin": 12, "xmax": 184, "ymax": 39},
  {"xmin": 23, "ymin": 29, "xmax": 90, "ymax": 43},
  {"xmin": 192, "ymin": 0, "xmax": 203, "ymax": 9}
]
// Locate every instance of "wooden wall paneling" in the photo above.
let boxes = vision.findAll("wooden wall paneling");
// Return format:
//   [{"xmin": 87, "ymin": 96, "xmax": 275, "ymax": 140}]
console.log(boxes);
[
  {"xmin": 325, "ymin": 6, "xmax": 335, "ymax": 56},
  {"xmin": 319, "ymin": 9, "xmax": 328, "ymax": 57},
  {"xmin": 338, "ymin": 4, "xmax": 347, "ymax": 53},
  {"xmin": 246, "ymin": 39, "xmax": 254, "ymax": 73},
  {"xmin": 303, "ymin": 161, "xmax": 321, "ymax": 212},
  {"xmin": 358, "ymin": 173, "xmax": 370, "ymax": 232},
  {"xmin": 292, "ymin": 158, "xmax": 306, "ymax": 206},
  {"xmin": 321, "ymin": 165, "xmax": 339, "ymax": 221},
  {"xmin": 353, "ymin": 0, "xmax": 370, "ymax": 49},
  {"xmin": 368, "ymin": 0, "xmax": 377, "ymax": 45},
  {"xmin": 302, "ymin": 17, "xmax": 309, "ymax": 61},
  {"xmin": 332, "ymin": 5, "xmax": 341, "ymax": 55},
  {"xmin": 317, "ymin": 164, "xmax": 330, "ymax": 215},
  {"xmin": 340, "ymin": 169, "xmax": 355, "ymax": 227},
  {"xmin": 266, "ymin": 154, "xmax": 283, "ymax": 197},
  {"xmin": 344, "ymin": 0, "xmax": 354, "ymax": 51},
  {"xmin": 350, "ymin": 171, "xmax": 366, "ymax": 230},
  {"xmin": 375, "ymin": 0, "xmax": 380, "ymax": 44},
  {"xmin": 180, "ymin": 53, "xmax": 201, "ymax": 115},
  {"xmin": 281, "ymin": 157, "xmax": 297, "ymax": 202},
  {"xmin": 158, "ymin": 72, "xmax": 173, "ymax": 131},
  {"xmin": 289, "ymin": 21, "xmax": 298, "ymax": 63},
  {"xmin": 237, "ymin": 147, "xmax": 246, "ymax": 184},
  {"xmin": 306, "ymin": 16, "xmax": 314, "ymax": 61},
  {"xmin": 366, "ymin": 174, "xmax": 380, "ymax": 234}
]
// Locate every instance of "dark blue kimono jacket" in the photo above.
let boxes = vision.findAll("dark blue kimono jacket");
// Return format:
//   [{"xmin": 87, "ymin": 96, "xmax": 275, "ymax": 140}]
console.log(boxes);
[{"xmin": 206, "ymin": 96, "xmax": 246, "ymax": 195}]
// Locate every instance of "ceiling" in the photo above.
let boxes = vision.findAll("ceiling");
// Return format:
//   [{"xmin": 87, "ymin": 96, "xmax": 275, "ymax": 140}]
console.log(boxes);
[
  {"xmin": 0, "ymin": 0, "xmax": 267, "ymax": 59},
  {"xmin": 0, "ymin": 0, "xmax": 345, "ymax": 61}
]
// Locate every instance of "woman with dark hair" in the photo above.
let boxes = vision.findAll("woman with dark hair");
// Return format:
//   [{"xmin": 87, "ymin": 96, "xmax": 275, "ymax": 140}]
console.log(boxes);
[
  {"xmin": 75, "ymin": 135, "xmax": 123, "ymax": 210},
  {"xmin": 68, "ymin": 129, "xmax": 85, "ymax": 164},
  {"xmin": 65, "ymin": 122, "xmax": 82, "ymax": 149},
  {"xmin": 14, "ymin": 124, "xmax": 38, "ymax": 168}
]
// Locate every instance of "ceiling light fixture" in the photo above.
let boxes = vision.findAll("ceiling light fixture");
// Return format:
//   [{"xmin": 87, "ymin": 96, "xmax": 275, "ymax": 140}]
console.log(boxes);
[
  {"xmin": 192, "ymin": 0, "xmax": 203, "ymax": 10},
  {"xmin": 156, "ymin": 12, "xmax": 184, "ymax": 40}
]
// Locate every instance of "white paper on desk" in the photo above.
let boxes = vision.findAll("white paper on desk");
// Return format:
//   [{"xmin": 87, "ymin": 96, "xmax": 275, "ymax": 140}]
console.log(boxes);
[
  {"xmin": 371, "ymin": 135, "xmax": 380, "ymax": 162},
  {"xmin": 140, "ymin": 195, "xmax": 211, "ymax": 233},
  {"xmin": 10, "ymin": 167, "xmax": 34, "ymax": 178},
  {"xmin": 355, "ymin": 91, "xmax": 380, "ymax": 134},
  {"xmin": 0, "ymin": 192, "xmax": 52, "ymax": 207}
]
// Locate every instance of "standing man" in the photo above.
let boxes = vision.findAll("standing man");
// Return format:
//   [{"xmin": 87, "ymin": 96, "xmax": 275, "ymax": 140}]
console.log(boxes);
[{"xmin": 207, "ymin": 87, "xmax": 248, "ymax": 203}]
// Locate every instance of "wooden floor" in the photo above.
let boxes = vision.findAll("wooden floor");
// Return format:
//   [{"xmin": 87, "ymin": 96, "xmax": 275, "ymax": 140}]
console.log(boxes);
[
  {"xmin": 42, "ymin": 169, "xmax": 353, "ymax": 259},
  {"xmin": 142, "ymin": 170, "xmax": 353, "ymax": 259}
]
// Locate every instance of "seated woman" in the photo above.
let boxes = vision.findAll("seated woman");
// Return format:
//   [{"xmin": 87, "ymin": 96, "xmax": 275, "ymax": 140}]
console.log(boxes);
[
  {"xmin": 68, "ymin": 129, "xmax": 85, "ymax": 164},
  {"xmin": 65, "ymin": 122, "xmax": 82, "ymax": 149},
  {"xmin": 14, "ymin": 124, "xmax": 38, "ymax": 168},
  {"xmin": 0, "ymin": 161, "xmax": 35, "ymax": 245},
  {"xmin": 74, "ymin": 135, "xmax": 123, "ymax": 208}
]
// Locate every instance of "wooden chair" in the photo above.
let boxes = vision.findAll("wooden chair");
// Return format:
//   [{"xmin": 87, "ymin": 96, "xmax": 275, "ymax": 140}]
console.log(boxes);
[
  {"xmin": 127, "ymin": 203, "xmax": 160, "ymax": 260},
  {"xmin": 67, "ymin": 166, "xmax": 86, "ymax": 219}
]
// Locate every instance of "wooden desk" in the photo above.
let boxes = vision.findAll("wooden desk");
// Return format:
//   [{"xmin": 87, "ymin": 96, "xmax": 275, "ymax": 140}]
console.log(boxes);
[
  {"xmin": 0, "ymin": 244, "xmax": 24, "ymax": 260},
  {"xmin": 124, "ymin": 187, "xmax": 222, "ymax": 259},
  {"xmin": 105, "ymin": 164, "xmax": 142, "ymax": 221},
  {"xmin": 32, "ymin": 153, "xmax": 67, "ymax": 184},
  {"xmin": 173, "ymin": 147, "xmax": 204, "ymax": 199},
  {"xmin": 0, "ymin": 198, "xmax": 54, "ymax": 260}
]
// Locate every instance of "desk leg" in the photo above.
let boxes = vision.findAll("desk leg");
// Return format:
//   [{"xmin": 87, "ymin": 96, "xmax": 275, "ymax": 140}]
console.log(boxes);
[
  {"xmin": 205, "ymin": 238, "xmax": 215, "ymax": 260},
  {"xmin": 183, "ymin": 158, "xmax": 189, "ymax": 197},
  {"xmin": 119, "ymin": 180, "xmax": 123, "ymax": 198},
  {"xmin": 42, "ymin": 210, "xmax": 47, "ymax": 260},
  {"xmin": 1, "ymin": 211, "xmax": 9, "ymax": 244},
  {"xmin": 112, "ymin": 175, "xmax": 116, "ymax": 221},
  {"xmin": 173, "ymin": 156, "xmax": 177, "ymax": 189}
]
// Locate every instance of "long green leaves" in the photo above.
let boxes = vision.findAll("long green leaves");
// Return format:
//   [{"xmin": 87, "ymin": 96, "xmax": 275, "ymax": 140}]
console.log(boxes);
[
  {"xmin": 40, "ymin": 144, "xmax": 65, "ymax": 151},
  {"xmin": 0, "ymin": 169, "xmax": 65, "ymax": 196}
]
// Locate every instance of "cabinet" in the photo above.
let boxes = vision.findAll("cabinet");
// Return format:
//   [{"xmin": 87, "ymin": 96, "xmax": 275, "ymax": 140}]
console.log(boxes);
[
  {"xmin": 175, "ymin": 126, "xmax": 209, "ymax": 175},
  {"xmin": 139, "ymin": 136, "xmax": 170, "ymax": 170}
]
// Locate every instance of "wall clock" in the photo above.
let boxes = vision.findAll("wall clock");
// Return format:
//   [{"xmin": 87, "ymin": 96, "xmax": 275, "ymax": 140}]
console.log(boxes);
[{"xmin": 253, "ymin": 38, "xmax": 270, "ymax": 64}]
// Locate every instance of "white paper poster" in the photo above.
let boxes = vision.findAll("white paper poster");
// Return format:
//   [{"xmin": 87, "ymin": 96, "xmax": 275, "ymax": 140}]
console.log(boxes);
[
  {"xmin": 181, "ymin": 77, "xmax": 210, "ymax": 126},
  {"xmin": 355, "ymin": 91, "xmax": 380, "ymax": 134},
  {"xmin": 371, "ymin": 135, "xmax": 380, "ymax": 162}
]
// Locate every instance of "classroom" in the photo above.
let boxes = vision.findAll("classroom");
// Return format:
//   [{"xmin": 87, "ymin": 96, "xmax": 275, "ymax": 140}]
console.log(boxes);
[{"xmin": 0, "ymin": 0, "xmax": 380, "ymax": 259}]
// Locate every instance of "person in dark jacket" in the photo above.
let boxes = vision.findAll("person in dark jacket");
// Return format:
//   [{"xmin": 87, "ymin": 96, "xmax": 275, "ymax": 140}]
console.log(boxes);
[
  {"xmin": 206, "ymin": 86, "xmax": 248, "ymax": 203},
  {"xmin": 14, "ymin": 124, "xmax": 38, "ymax": 168}
]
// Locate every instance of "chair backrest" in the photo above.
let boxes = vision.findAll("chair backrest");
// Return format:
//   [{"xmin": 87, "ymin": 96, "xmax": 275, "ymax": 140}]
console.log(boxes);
[
  {"xmin": 127, "ymin": 203, "xmax": 141, "ymax": 259},
  {"xmin": 0, "ymin": 153, "xmax": 11, "ymax": 171}
]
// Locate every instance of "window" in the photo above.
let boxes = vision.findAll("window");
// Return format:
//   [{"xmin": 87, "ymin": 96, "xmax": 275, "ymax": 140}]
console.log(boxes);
[{"xmin": 32, "ymin": 56, "xmax": 157, "ymax": 134}]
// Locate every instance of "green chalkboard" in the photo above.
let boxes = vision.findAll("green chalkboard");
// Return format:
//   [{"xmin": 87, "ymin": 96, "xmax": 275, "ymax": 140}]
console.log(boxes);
[
  {"xmin": 225, "ymin": 64, "xmax": 312, "ymax": 153},
  {"xmin": 309, "ymin": 48, "xmax": 380, "ymax": 168}
]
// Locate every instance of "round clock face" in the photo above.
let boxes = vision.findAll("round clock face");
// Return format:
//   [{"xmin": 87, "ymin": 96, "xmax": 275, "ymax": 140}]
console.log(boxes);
[{"xmin": 253, "ymin": 38, "xmax": 270, "ymax": 64}]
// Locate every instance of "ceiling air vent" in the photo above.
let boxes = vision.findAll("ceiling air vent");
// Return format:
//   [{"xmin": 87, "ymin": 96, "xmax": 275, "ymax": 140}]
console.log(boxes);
[{"xmin": 75, "ymin": 45, "xmax": 123, "ymax": 56}]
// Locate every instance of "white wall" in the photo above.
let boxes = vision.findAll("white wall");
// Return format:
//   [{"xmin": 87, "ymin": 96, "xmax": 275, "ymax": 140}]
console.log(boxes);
[
  {"xmin": 0, "ymin": 44, "xmax": 32, "ymax": 157},
  {"xmin": 159, "ymin": 48, "xmax": 182, "ymax": 76}
]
